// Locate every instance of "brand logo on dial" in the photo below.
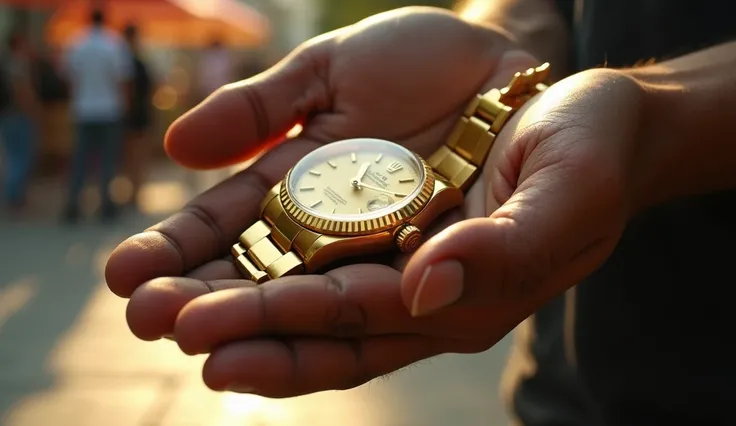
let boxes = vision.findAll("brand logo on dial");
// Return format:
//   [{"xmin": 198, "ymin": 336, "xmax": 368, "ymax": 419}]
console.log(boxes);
[
  {"xmin": 386, "ymin": 161, "xmax": 403, "ymax": 173},
  {"xmin": 366, "ymin": 171, "xmax": 389, "ymax": 188}
]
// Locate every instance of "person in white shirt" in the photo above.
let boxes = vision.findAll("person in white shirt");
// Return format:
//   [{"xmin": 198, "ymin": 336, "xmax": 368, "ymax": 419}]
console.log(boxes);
[{"xmin": 62, "ymin": 8, "xmax": 132, "ymax": 223}]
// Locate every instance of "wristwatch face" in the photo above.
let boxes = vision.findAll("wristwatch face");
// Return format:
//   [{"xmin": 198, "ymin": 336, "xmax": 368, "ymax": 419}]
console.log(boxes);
[{"xmin": 286, "ymin": 138, "xmax": 427, "ymax": 224}]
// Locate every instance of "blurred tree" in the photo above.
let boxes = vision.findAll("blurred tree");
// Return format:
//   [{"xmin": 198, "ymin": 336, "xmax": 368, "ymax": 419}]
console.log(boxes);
[{"xmin": 318, "ymin": 0, "xmax": 457, "ymax": 33}]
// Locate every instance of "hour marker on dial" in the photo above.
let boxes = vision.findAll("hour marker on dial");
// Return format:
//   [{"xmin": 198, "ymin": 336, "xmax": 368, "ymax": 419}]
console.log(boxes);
[
  {"xmin": 394, "ymin": 192, "xmax": 408, "ymax": 198},
  {"xmin": 399, "ymin": 178, "xmax": 415, "ymax": 183},
  {"xmin": 358, "ymin": 208, "xmax": 363, "ymax": 214},
  {"xmin": 351, "ymin": 153, "xmax": 357, "ymax": 163},
  {"xmin": 375, "ymin": 154, "xmax": 383, "ymax": 163},
  {"xmin": 310, "ymin": 200, "xmax": 323, "ymax": 208},
  {"xmin": 327, "ymin": 160, "xmax": 337, "ymax": 168},
  {"xmin": 386, "ymin": 161, "xmax": 403, "ymax": 173},
  {"xmin": 308, "ymin": 170, "xmax": 321, "ymax": 176},
  {"xmin": 300, "ymin": 186, "xmax": 315, "ymax": 191},
  {"xmin": 331, "ymin": 207, "xmax": 336, "ymax": 214}
]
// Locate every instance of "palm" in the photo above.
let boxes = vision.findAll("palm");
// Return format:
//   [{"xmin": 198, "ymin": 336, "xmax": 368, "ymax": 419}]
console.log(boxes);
[
  {"xmin": 165, "ymin": 7, "xmax": 530, "ymax": 272},
  {"xmin": 300, "ymin": 8, "xmax": 505, "ymax": 156}
]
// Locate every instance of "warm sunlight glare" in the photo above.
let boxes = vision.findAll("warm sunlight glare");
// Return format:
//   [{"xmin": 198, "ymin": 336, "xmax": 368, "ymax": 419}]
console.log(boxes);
[
  {"xmin": 64, "ymin": 243, "xmax": 89, "ymax": 267},
  {"xmin": 0, "ymin": 277, "xmax": 37, "ymax": 331},
  {"xmin": 286, "ymin": 123, "xmax": 303, "ymax": 139},
  {"xmin": 137, "ymin": 181, "xmax": 189, "ymax": 215},
  {"xmin": 110, "ymin": 176, "xmax": 134, "ymax": 205},
  {"xmin": 458, "ymin": 0, "xmax": 491, "ymax": 22},
  {"xmin": 153, "ymin": 85, "xmax": 179, "ymax": 111},
  {"xmin": 169, "ymin": 66, "xmax": 191, "ymax": 93},
  {"xmin": 6, "ymin": 277, "xmax": 208, "ymax": 426},
  {"xmin": 80, "ymin": 186, "xmax": 101, "ymax": 216},
  {"xmin": 220, "ymin": 393, "xmax": 293, "ymax": 424}
]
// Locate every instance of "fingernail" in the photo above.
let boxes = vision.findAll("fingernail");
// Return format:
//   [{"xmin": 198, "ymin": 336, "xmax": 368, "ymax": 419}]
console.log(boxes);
[
  {"xmin": 226, "ymin": 384, "xmax": 258, "ymax": 394},
  {"xmin": 162, "ymin": 334, "xmax": 175, "ymax": 341},
  {"xmin": 410, "ymin": 259, "xmax": 464, "ymax": 317}
]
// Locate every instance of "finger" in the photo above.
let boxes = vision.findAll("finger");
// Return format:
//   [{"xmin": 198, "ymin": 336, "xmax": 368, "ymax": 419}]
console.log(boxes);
[
  {"xmin": 125, "ymin": 259, "xmax": 243, "ymax": 340},
  {"xmin": 105, "ymin": 139, "xmax": 317, "ymax": 298},
  {"xmin": 126, "ymin": 277, "xmax": 255, "ymax": 341},
  {"xmin": 173, "ymin": 264, "xmax": 435, "ymax": 355},
  {"xmin": 186, "ymin": 259, "xmax": 240, "ymax": 281},
  {"xmin": 165, "ymin": 44, "xmax": 331, "ymax": 169},
  {"xmin": 402, "ymin": 218, "xmax": 541, "ymax": 318},
  {"xmin": 201, "ymin": 336, "xmax": 439, "ymax": 397}
]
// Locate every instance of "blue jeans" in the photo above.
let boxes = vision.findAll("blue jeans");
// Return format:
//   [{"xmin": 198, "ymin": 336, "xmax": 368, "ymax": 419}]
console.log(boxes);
[
  {"xmin": 0, "ymin": 113, "xmax": 35, "ymax": 205},
  {"xmin": 66, "ymin": 120, "xmax": 123, "ymax": 214}
]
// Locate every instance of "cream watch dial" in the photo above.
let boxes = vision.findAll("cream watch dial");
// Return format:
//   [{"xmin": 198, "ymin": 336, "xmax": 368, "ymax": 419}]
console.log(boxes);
[{"xmin": 286, "ymin": 138, "xmax": 426, "ymax": 221}]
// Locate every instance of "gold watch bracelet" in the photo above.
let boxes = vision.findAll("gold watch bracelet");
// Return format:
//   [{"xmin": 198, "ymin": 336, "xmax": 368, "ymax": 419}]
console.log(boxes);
[
  {"xmin": 231, "ymin": 63, "xmax": 551, "ymax": 283},
  {"xmin": 428, "ymin": 62, "xmax": 550, "ymax": 190}
]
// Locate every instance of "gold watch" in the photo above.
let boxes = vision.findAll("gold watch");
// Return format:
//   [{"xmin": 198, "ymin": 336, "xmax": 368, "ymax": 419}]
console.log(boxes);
[{"xmin": 231, "ymin": 63, "xmax": 551, "ymax": 283}]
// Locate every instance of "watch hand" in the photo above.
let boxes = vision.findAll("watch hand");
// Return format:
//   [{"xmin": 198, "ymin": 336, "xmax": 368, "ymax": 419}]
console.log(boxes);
[
  {"xmin": 350, "ymin": 162, "xmax": 371, "ymax": 187},
  {"xmin": 359, "ymin": 183, "xmax": 405, "ymax": 198},
  {"xmin": 358, "ymin": 162, "xmax": 371, "ymax": 181}
]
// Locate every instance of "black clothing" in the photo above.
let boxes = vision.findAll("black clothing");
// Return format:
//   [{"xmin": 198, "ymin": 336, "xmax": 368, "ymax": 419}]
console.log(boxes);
[
  {"xmin": 127, "ymin": 54, "xmax": 152, "ymax": 131},
  {"xmin": 510, "ymin": 1, "xmax": 736, "ymax": 425}
]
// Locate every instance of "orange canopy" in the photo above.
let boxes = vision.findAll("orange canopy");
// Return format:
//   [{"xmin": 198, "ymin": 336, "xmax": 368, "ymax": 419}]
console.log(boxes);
[
  {"xmin": 0, "ymin": 0, "xmax": 63, "ymax": 9},
  {"xmin": 45, "ymin": 0, "xmax": 270, "ymax": 48}
]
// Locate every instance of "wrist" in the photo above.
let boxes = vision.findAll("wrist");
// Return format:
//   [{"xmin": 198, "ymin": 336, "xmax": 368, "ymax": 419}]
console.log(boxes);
[
  {"xmin": 456, "ymin": 0, "xmax": 570, "ymax": 78},
  {"xmin": 626, "ymin": 65, "xmax": 703, "ymax": 216},
  {"xmin": 625, "ymin": 58, "xmax": 736, "ymax": 215},
  {"xmin": 621, "ymin": 67, "xmax": 673, "ymax": 215}
]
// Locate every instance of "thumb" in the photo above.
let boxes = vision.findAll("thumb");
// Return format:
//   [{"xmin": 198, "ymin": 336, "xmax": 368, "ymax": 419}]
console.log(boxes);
[
  {"xmin": 164, "ymin": 44, "xmax": 330, "ymax": 169},
  {"xmin": 401, "ymin": 217, "xmax": 538, "ymax": 317},
  {"xmin": 401, "ymin": 176, "xmax": 623, "ymax": 318}
]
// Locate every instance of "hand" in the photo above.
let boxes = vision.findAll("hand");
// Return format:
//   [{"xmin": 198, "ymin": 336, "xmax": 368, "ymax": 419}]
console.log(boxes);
[{"xmin": 104, "ymin": 7, "xmax": 642, "ymax": 397}]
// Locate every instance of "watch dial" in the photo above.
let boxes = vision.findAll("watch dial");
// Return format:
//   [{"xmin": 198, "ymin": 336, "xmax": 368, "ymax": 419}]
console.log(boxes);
[{"xmin": 286, "ymin": 138, "xmax": 426, "ymax": 221}]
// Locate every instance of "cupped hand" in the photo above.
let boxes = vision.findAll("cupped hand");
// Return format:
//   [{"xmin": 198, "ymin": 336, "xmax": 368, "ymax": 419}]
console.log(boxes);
[{"xmin": 106, "ymin": 6, "xmax": 641, "ymax": 398}]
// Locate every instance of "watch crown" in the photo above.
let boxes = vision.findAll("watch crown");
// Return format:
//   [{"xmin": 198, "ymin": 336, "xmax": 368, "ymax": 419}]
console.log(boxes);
[{"xmin": 396, "ymin": 225, "xmax": 422, "ymax": 253}]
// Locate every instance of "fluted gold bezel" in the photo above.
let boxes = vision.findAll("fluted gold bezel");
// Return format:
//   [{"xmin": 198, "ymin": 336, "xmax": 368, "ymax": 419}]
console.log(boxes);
[{"xmin": 281, "ymin": 154, "xmax": 435, "ymax": 236}]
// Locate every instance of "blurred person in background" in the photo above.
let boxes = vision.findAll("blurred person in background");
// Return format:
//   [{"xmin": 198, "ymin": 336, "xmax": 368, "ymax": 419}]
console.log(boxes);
[
  {"xmin": 33, "ymin": 45, "xmax": 71, "ymax": 177},
  {"xmin": 121, "ymin": 23, "xmax": 154, "ymax": 211},
  {"xmin": 0, "ymin": 29, "xmax": 41, "ymax": 216},
  {"xmin": 194, "ymin": 36, "xmax": 234, "ymax": 182},
  {"xmin": 61, "ymin": 8, "xmax": 132, "ymax": 223},
  {"xmin": 236, "ymin": 53, "xmax": 267, "ymax": 82},
  {"xmin": 196, "ymin": 37, "xmax": 232, "ymax": 104}
]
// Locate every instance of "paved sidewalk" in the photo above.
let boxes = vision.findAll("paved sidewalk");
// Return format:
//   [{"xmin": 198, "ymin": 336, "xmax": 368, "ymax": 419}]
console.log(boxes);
[{"xmin": 0, "ymin": 163, "xmax": 513, "ymax": 426}]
